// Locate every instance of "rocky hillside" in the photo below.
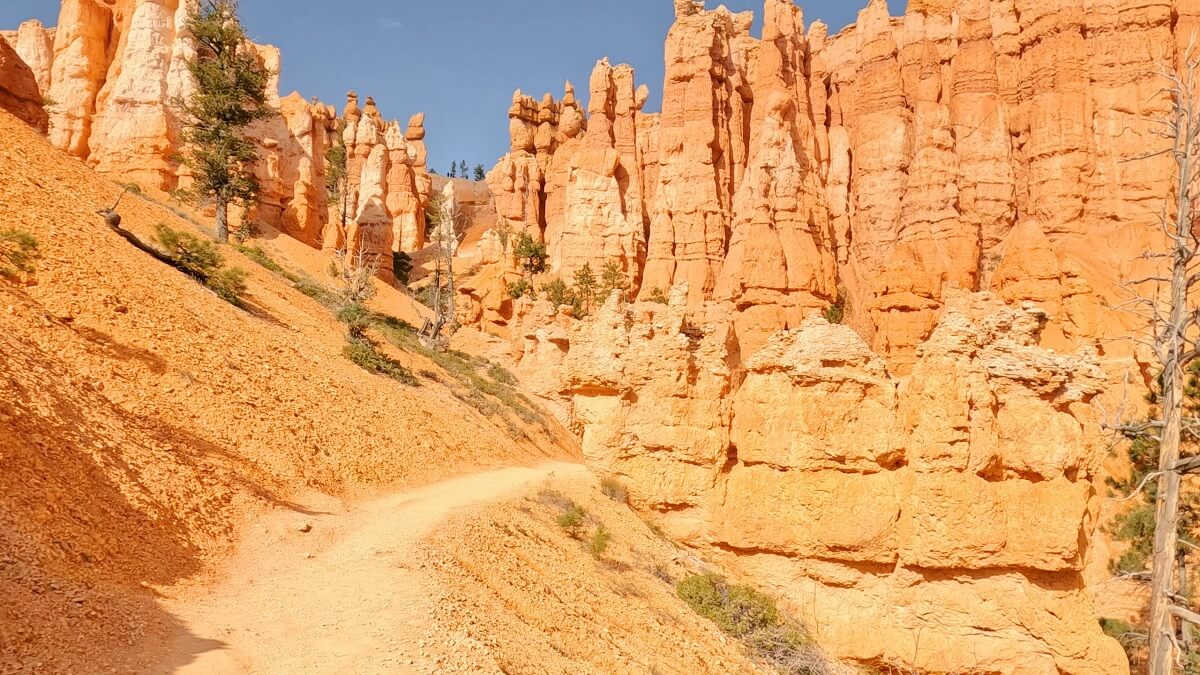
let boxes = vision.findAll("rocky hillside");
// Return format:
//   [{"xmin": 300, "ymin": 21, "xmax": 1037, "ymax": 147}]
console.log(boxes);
[
  {"xmin": 1, "ymin": 0, "xmax": 1186, "ymax": 673},
  {"xmin": 1, "ymin": 0, "xmax": 434, "ymax": 282},
  {"xmin": 0, "ymin": 107, "xmax": 576, "ymax": 671}
]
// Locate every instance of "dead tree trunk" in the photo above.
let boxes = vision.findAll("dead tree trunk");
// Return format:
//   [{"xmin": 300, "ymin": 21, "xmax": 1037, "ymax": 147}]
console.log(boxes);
[
  {"xmin": 422, "ymin": 193, "xmax": 461, "ymax": 350},
  {"xmin": 1144, "ymin": 48, "xmax": 1200, "ymax": 674}
]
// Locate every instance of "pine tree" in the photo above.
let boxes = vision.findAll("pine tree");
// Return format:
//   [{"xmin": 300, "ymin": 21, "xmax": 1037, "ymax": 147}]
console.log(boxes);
[
  {"xmin": 459, "ymin": 160, "xmax": 468, "ymax": 178},
  {"xmin": 177, "ymin": 0, "xmax": 272, "ymax": 244},
  {"xmin": 448, "ymin": 162, "xmax": 457, "ymax": 178},
  {"xmin": 573, "ymin": 263, "xmax": 598, "ymax": 315},
  {"xmin": 474, "ymin": 164, "xmax": 486, "ymax": 181},
  {"xmin": 599, "ymin": 260, "xmax": 629, "ymax": 302}
]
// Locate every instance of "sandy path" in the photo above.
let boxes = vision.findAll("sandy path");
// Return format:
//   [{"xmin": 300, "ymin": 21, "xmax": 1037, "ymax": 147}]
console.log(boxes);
[{"xmin": 154, "ymin": 463, "xmax": 586, "ymax": 674}]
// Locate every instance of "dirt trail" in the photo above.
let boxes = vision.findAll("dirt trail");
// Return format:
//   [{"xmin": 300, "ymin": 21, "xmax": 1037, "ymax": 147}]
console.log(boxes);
[{"xmin": 155, "ymin": 463, "xmax": 587, "ymax": 674}]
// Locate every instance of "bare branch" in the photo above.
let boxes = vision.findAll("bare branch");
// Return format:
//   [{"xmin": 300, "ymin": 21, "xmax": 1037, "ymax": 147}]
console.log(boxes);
[{"xmin": 1171, "ymin": 605, "xmax": 1200, "ymax": 627}]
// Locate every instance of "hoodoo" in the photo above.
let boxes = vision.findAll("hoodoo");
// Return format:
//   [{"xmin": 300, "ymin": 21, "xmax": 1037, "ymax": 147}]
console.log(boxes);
[{"xmin": 2, "ymin": 0, "xmax": 1195, "ymax": 673}]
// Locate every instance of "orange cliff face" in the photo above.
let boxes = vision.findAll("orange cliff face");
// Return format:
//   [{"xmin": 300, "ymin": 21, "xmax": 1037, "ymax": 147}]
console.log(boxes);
[
  {"xmin": 2, "ymin": 1, "xmax": 433, "ymax": 268},
  {"xmin": 477, "ymin": 0, "xmax": 1178, "ymax": 372},
  {"xmin": 473, "ymin": 0, "xmax": 1193, "ymax": 671},
  {"xmin": 512, "ymin": 288, "xmax": 1127, "ymax": 673}
]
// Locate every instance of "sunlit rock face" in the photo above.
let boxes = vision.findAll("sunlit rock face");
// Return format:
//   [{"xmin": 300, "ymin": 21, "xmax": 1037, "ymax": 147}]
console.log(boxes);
[
  {"xmin": 485, "ymin": 0, "xmax": 1190, "ymax": 668},
  {"xmin": 8, "ymin": 1, "xmax": 431, "ymax": 263},
  {"xmin": 0, "ymin": 28, "xmax": 47, "ymax": 133},
  {"xmin": 331, "ymin": 94, "xmax": 433, "ymax": 279},
  {"xmin": 512, "ymin": 288, "xmax": 1125, "ymax": 673},
  {"xmin": 478, "ymin": 0, "xmax": 1177, "ymax": 372}
]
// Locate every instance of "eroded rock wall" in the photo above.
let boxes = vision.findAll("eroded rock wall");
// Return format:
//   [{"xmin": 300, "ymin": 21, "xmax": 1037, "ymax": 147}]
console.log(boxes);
[
  {"xmin": 515, "ymin": 288, "xmax": 1127, "ymax": 673},
  {"xmin": 480, "ymin": 0, "xmax": 1181, "ymax": 372},
  {"xmin": 6, "ymin": 0, "xmax": 432, "ymax": 264}
]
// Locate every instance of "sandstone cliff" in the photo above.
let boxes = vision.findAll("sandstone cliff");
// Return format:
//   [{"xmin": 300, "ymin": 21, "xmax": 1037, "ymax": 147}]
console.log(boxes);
[
  {"xmin": 474, "ymin": 0, "xmax": 1188, "ymax": 670},
  {"xmin": 479, "ymin": 0, "xmax": 1177, "ymax": 373},
  {"xmin": 4, "ymin": 0, "xmax": 433, "ymax": 268},
  {"xmin": 513, "ymin": 288, "xmax": 1126, "ymax": 673}
]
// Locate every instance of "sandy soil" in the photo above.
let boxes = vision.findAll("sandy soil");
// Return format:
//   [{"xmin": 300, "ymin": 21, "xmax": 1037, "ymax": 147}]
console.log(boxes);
[
  {"xmin": 154, "ymin": 464, "xmax": 584, "ymax": 674},
  {"xmin": 0, "ymin": 108, "xmax": 570, "ymax": 673},
  {"xmin": 0, "ymin": 108, "xmax": 766, "ymax": 675}
]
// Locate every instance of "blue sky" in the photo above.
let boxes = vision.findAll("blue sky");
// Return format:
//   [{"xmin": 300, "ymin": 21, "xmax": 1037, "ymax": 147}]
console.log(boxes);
[{"xmin": 2, "ymin": 1, "xmax": 901, "ymax": 173}]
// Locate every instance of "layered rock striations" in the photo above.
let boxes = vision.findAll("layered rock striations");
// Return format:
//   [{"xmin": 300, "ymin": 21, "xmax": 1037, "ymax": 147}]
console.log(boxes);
[
  {"xmin": 482, "ymin": 4, "xmax": 1180, "ymax": 666},
  {"xmin": 480, "ymin": 0, "xmax": 1180, "ymax": 371},
  {"xmin": 5, "ymin": 1, "xmax": 432, "ymax": 265},
  {"xmin": 515, "ymin": 289, "xmax": 1126, "ymax": 673}
]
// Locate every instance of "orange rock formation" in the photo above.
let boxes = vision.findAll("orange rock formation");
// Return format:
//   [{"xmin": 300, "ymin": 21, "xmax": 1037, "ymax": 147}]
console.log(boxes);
[
  {"xmin": 332, "ymin": 93, "xmax": 434, "ymax": 279},
  {"xmin": 4, "ymin": 1, "xmax": 433, "ymax": 266},
  {"xmin": 0, "ymin": 28, "xmax": 47, "ymax": 133},
  {"xmin": 481, "ymin": 0, "xmax": 1191, "ymax": 671},
  {"xmin": 513, "ymin": 288, "xmax": 1126, "ymax": 672},
  {"xmin": 481, "ymin": 0, "xmax": 1176, "ymax": 370}
]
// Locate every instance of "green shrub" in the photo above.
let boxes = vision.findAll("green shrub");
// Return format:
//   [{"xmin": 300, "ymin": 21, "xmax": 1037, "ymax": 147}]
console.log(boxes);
[
  {"xmin": 678, "ymin": 573, "xmax": 782, "ymax": 638},
  {"xmin": 487, "ymin": 364, "xmax": 517, "ymax": 385},
  {"xmin": 293, "ymin": 277, "xmax": 336, "ymax": 307},
  {"xmin": 588, "ymin": 525, "xmax": 612, "ymax": 558},
  {"xmin": 206, "ymin": 266, "xmax": 248, "ymax": 304},
  {"xmin": 1100, "ymin": 618, "xmax": 1135, "ymax": 640},
  {"xmin": 556, "ymin": 503, "xmax": 586, "ymax": 537},
  {"xmin": 823, "ymin": 287, "xmax": 847, "ymax": 325},
  {"xmin": 237, "ymin": 245, "xmax": 285, "ymax": 275},
  {"xmin": 646, "ymin": 287, "xmax": 669, "ymax": 304},
  {"xmin": 342, "ymin": 339, "xmax": 418, "ymax": 386},
  {"xmin": 822, "ymin": 305, "xmax": 843, "ymax": 324},
  {"xmin": 506, "ymin": 278, "xmax": 535, "ymax": 300},
  {"xmin": 541, "ymin": 278, "xmax": 572, "ymax": 307},
  {"xmin": 154, "ymin": 223, "xmax": 248, "ymax": 305},
  {"xmin": 155, "ymin": 223, "xmax": 223, "ymax": 278},
  {"xmin": 366, "ymin": 308, "xmax": 548, "ymax": 428},
  {"xmin": 0, "ymin": 229, "xmax": 40, "ymax": 277},
  {"xmin": 677, "ymin": 573, "xmax": 828, "ymax": 674},
  {"xmin": 336, "ymin": 301, "xmax": 372, "ymax": 339},
  {"xmin": 513, "ymin": 232, "xmax": 548, "ymax": 274},
  {"xmin": 600, "ymin": 477, "xmax": 628, "ymax": 504}
]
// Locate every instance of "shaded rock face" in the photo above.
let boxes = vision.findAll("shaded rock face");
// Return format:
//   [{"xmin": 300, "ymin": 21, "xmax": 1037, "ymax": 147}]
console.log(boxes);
[
  {"xmin": 6, "ymin": 20, "xmax": 55, "ymax": 95},
  {"xmin": 516, "ymin": 289, "xmax": 1126, "ymax": 673},
  {"xmin": 0, "ymin": 31, "xmax": 48, "ymax": 133},
  {"xmin": 481, "ymin": 0, "xmax": 1181, "ymax": 371},
  {"xmin": 5, "ymin": 1, "xmax": 431, "ymax": 262}
]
